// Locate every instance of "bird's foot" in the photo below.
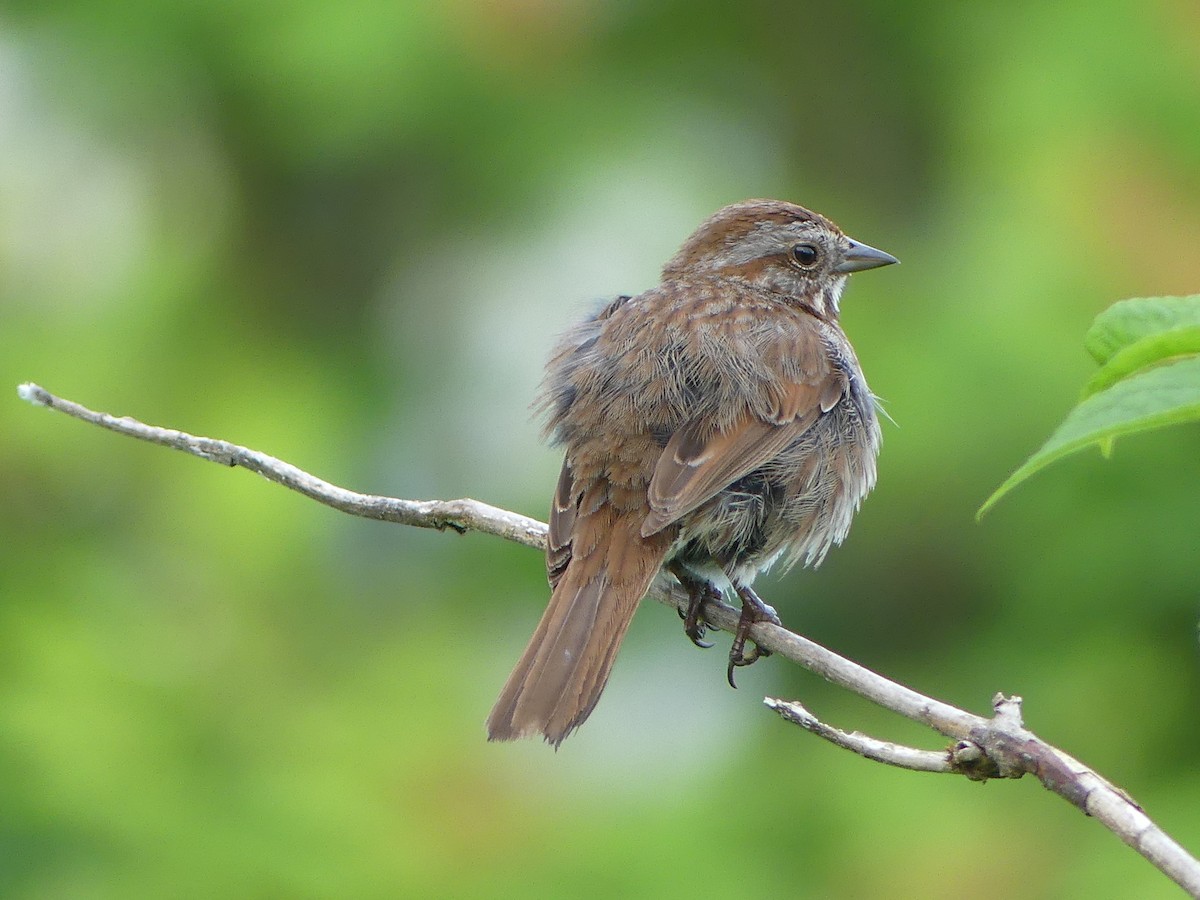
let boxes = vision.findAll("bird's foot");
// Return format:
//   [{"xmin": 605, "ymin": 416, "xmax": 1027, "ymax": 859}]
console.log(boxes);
[
  {"xmin": 670, "ymin": 565, "xmax": 721, "ymax": 649},
  {"xmin": 727, "ymin": 583, "xmax": 780, "ymax": 688}
]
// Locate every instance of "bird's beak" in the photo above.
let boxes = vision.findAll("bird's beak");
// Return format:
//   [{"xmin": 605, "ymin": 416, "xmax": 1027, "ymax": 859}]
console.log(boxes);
[{"xmin": 835, "ymin": 239, "xmax": 899, "ymax": 273}]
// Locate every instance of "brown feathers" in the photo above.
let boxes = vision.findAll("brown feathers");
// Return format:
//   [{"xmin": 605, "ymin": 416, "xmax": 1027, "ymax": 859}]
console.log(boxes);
[
  {"xmin": 487, "ymin": 200, "xmax": 893, "ymax": 745},
  {"xmin": 486, "ymin": 507, "xmax": 673, "ymax": 747}
]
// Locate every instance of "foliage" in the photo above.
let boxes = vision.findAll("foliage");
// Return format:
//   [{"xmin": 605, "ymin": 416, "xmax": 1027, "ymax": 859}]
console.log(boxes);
[{"xmin": 980, "ymin": 295, "xmax": 1200, "ymax": 515}]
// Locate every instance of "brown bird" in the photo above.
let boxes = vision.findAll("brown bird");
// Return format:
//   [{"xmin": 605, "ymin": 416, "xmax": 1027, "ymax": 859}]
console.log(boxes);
[{"xmin": 487, "ymin": 199, "xmax": 897, "ymax": 747}]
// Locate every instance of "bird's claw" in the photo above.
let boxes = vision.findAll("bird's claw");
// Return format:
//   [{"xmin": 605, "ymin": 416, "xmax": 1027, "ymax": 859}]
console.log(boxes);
[
  {"xmin": 673, "ymin": 566, "xmax": 720, "ymax": 650},
  {"xmin": 685, "ymin": 621, "xmax": 714, "ymax": 650},
  {"xmin": 726, "ymin": 584, "xmax": 781, "ymax": 688}
]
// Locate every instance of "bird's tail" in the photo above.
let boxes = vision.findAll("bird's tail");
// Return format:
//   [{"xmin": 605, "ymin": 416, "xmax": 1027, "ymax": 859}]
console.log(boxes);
[{"xmin": 486, "ymin": 513, "xmax": 670, "ymax": 747}]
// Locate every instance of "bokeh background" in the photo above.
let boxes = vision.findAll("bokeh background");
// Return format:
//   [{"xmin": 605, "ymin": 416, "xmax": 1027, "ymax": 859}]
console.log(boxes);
[{"xmin": 4, "ymin": 1, "xmax": 1200, "ymax": 897}]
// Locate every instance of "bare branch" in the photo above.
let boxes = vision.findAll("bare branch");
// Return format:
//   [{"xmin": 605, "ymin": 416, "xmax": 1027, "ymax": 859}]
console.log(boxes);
[
  {"xmin": 764, "ymin": 697, "xmax": 952, "ymax": 773},
  {"xmin": 17, "ymin": 383, "xmax": 546, "ymax": 550},
  {"xmin": 17, "ymin": 382, "xmax": 1200, "ymax": 898}
]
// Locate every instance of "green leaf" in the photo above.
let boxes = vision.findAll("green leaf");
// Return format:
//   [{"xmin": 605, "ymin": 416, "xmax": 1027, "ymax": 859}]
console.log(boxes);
[
  {"xmin": 977, "ymin": 355, "xmax": 1200, "ymax": 518},
  {"xmin": 979, "ymin": 295, "xmax": 1200, "ymax": 517},
  {"xmin": 1083, "ymin": 294, "xmax": 1200, "ymax": 366},
  {"xmin": 1083, "ymin": 325, "xmax": 1200, "ymax": 397}
]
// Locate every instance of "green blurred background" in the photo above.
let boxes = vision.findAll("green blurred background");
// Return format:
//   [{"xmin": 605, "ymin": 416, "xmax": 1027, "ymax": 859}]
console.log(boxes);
[{"xmin": 3, "ymin": 1, "xmax": 1199, "ymax": 897}]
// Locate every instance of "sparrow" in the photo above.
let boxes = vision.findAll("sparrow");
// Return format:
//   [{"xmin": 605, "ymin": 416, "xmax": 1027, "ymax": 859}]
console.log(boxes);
[{"xmin": 487, "ymin": 199, "xmax": 897, "ymax": 747}]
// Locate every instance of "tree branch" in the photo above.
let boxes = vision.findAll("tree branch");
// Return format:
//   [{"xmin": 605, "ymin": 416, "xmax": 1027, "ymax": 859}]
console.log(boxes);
[
  {"xmin": 764, "ymin": 697, "xmax": 952, "ymax": 773},
  {"xmin": 16, "ymin": 383, "xmax": 546, "ymax": 550},
  {"xmin": 17, "ymin": 382, "xmax": 1200, "ymax": 898}
]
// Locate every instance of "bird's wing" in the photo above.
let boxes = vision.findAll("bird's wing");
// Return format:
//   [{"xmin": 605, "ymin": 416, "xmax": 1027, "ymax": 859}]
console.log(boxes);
[
  {"xmin": 640, "ymin": 375, "xmax": 846, "ymax": 537},
  {"xmin": 546, "ymin": 457, "xmax": 577, "ymax": 588}
]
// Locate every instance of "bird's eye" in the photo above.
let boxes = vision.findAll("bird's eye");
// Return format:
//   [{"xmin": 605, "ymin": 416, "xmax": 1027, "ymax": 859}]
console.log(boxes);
[{"xmin": 790, "ymin": 243, "xmax": 820, "ymax": 268}]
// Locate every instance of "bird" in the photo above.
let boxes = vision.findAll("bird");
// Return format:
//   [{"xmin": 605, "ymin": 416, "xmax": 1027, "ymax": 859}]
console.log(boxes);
[{"xmin": 486, "ymin": 199, "xmax": 897, "ymax": 747}]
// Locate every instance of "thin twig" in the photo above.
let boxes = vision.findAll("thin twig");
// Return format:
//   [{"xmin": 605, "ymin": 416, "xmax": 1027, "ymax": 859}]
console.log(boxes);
[
  {"xmin": 16, "ymin": 383, "xmax": 546, "ymax": 550},
  {"xmin": 764, "ymin": 698, "xmax": 952, "ymax": 773},
  {"xmin": 17, "ymin": 382, "xmax": 1200, "ymax": 898}
]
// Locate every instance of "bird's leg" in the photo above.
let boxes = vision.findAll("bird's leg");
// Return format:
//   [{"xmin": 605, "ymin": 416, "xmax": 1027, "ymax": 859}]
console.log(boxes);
[
  {"xmin": 668, "ymin": 562, "xmax": 720, "ymax": 649},
  {"xmin": 726, "ymin": 582, "xmax": 781, "ymax": 688}
]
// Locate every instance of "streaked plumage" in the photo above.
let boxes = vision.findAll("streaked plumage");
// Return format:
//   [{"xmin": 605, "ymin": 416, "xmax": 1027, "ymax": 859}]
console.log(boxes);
[{"xmin": 487, "ymin": 200, "xmax": 896, "ymax": 746}]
